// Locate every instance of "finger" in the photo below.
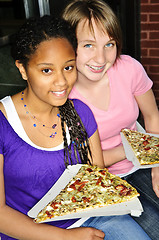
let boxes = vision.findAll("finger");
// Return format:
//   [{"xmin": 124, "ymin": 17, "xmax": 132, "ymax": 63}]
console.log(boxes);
[
  {"xmin": 94, "ymin": 229, "xmax": 105, "ymax": 239},
  {"xmin": 153, "ymin": 185, "xmax": 159, "ymax": 198}
]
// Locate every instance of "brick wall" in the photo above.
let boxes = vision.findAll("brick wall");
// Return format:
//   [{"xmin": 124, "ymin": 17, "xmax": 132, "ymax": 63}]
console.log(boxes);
[{"xmin": 140, "ymin": 0, "xmax": 159, "ymax": 107}]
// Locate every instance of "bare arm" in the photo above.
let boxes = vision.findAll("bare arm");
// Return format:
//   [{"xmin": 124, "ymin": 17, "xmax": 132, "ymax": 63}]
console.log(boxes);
[
  {"xmin": 0, "ymin": 154, "xmax": 104, "ymax": 240},
  {"xmin": 88, "ymin": 130, "xmax": 105, "ymax": 168},
  {"xmin": 0, "ymin": 153, "xmax": 104, "ymax": 240},
  {"xmin": 135, "ymin": 89, "xmax": 159, "ymax": 197},
  {"xmin": 103, "ymin": 145, "xmax": 126, "ymax": 167}
]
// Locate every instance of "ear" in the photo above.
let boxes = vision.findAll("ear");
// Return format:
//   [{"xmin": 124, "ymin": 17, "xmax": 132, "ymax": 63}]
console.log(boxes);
[{"xmin": 15, "ymin": 60, "xmax": 28, "ymax": 80}]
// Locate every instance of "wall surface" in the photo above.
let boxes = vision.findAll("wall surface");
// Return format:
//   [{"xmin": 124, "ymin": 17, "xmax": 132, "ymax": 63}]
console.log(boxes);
[{"xmin": 140, "ymin": 0, "xmax": 159, "ymax": 107}]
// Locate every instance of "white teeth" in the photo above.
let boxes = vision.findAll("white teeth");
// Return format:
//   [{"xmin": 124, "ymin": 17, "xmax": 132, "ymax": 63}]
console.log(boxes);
[
  {"xmin": 89, "ymin": 65, "xmax": 104, "ymax": 70},
  {"xmin": 53, "ymin": 90, "xmax": 65, "ymax": 95}
]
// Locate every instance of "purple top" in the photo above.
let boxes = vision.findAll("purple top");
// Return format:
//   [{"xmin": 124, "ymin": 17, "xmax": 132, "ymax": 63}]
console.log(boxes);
[{"xmin": 0, "ymin": 99, "xmax": 97, "ymax": 240}]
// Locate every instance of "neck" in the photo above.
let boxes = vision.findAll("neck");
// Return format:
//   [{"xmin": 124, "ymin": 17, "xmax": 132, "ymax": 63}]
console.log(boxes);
[
  {"xmin": 76, "ymin": 72, "xmax": 109, "ymax": 91},
  {"xmin": 23, "ymin": 88, "xmax": 58, "ymax": 116},
  {"xmin": 21, "ymin": 90, "xmax": 60, "ymax": 130}
]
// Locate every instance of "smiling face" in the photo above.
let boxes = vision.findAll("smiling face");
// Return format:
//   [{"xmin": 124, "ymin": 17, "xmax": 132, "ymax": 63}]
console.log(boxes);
[
  {"xmin": 76, "ymin": 18, "xmax": 117, "ymax": 83},
  {"xmin": 17, "ymin": 38, "xmax": 76, "ymax": 107}
]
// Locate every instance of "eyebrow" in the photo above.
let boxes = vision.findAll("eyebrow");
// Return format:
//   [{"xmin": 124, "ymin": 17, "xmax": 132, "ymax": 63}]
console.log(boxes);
[
  {"xmin": 37, "ymin": 59, "xmax": 76, "ymax": 66},
  {"xmin": 79, "ymin": 40, "xmax": 95, "ymax": 43},
  {"xmin": 79, "ymin": 38, "xmax": 115, "ymax": 44}
]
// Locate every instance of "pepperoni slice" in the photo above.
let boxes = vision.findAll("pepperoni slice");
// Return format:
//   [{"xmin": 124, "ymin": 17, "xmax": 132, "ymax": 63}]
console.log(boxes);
[
  {"xmin": 51, "ymin": 202, "xmax": 58, "ymax": 209},
  {"xmin": 96, "ymin": 176, "xmax": 103, "ymax": 185},
  {"xmin": 143, "ymin": 140, "xmax": 149, "ymax": 146}
]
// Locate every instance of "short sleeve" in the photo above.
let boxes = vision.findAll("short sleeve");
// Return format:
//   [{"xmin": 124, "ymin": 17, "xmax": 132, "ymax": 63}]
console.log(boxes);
[
  {"xmin": 0, "ymin": 112, "xmax": 4, "ymax": 154},
  {"xmin": 130, "ymin": 57, "xmax": 153, "ymax": 96},
  {"xmin": 72, "ymin": 99, "xmax": 97, "ymax": 138}
]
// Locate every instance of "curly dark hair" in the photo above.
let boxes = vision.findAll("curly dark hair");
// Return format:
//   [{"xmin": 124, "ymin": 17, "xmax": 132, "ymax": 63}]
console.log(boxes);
[
  {"xmin": 59, "ymin": 99, "xmax": 92, "ymax": 167},
  {"xmin": 11, "ymin": 15, "xmax": 92, "ymax": 167},
  {"xmin": 11, "ymin": 15, "xmax": 77, "ymax": 67}
]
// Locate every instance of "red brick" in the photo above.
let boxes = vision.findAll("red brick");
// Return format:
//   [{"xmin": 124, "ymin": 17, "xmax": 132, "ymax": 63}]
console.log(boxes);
[
  {"xmin": 149, "ymin": 66, "xmax": 159, "ymax": 73},
  {"xmin": 141, "ymin": 0, "xmax": 149, "ymax": 3},
  {"xmin": 150, "ymin": 14, "xmax": 159, "ymax": 22},
  {"xmin": 152, "ymin": 81, "xmax": 159, "ymax": 90},
  {"xmin": 141, "ymin": 40, "xmax": 159, "ymax": 48},
  {"xmin": 141, "ymin": 48, "xmax": 148, "ymax": 56},
  {"xmin": 150, "ymin": 49, "xmax": 159, "ymax": 56},
  {"xmin": 151, "ymin": 0, "xmax": 159, "ymax": 3},
  {"xmin": 149, "ymin": 31, "xmax": 159, "ymax": 39},
  {"xmin": 141, "ymin": 4, "xmax": 159, "ymax": 13},
  {"xmin": 141, "ymin": 23, "xmax": 159, "ymax": 31},
  {"xmin": 141, "ymin": 57, "xmax": 159, "ymax": 65},
  {"xmin": 148, "ymin": 73, "xmax": 159, "ymax": 82},
  {"xmin": 141, "ymin": 14, "xmax": 148, "ymax": 22},
  {"xmin": 141, "ymin": 31, "xmax": 148, "ymax": 39}
]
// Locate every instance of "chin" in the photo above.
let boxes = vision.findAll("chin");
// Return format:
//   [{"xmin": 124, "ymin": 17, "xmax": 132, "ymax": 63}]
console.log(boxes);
[{"xmin": 56, "ymin": 98, "xmax": 68, "ymax": 107}]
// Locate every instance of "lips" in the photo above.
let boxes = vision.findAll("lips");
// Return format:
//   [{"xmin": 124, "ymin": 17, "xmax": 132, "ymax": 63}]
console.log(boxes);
[{"xmin": 87, "ymin": 64, "xmax": 105, "ymax": 73}]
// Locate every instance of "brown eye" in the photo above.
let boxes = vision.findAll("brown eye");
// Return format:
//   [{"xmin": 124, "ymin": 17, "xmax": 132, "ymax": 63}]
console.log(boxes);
[
  {"xmin": 64, "ymin": 66, "xmax": 74, "ymax": 71},
  {"xmin": 42, "ymin": 69, "xmax": 52, "ymax": 74}
]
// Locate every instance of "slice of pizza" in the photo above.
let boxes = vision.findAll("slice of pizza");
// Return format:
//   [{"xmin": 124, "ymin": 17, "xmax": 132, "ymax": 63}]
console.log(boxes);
[
  {"xmin": 121, "ymin": 128, "xmax": 159, "ymax": 165},
  {"xmin": 34, "ymin": 164, "xmax": 139, "ymax": 223}
]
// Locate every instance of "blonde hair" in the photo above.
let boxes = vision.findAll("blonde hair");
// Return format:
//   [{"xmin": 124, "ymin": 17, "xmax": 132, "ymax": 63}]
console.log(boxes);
[{"xmin": 62, "ymin": 0, "xmax": 122, "ymax": 58}]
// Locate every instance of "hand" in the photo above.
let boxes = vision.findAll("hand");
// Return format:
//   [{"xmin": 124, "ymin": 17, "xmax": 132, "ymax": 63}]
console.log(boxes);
[
  {"xmin": 151, "ymin": 167, "xmax": 159, "ymax": 197},
  {"xmin": 66, "ymin": 227, "xmax": 105, "ymax": 240}
]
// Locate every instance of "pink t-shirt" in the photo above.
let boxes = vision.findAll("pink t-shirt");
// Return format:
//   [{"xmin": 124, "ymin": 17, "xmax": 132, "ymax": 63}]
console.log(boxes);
[{"xmin": 69, "ymin": 55, "xmax": 153, "ymax": 175}]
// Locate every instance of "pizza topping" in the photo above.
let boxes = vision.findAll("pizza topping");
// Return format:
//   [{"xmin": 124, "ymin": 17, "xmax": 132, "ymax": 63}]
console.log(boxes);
[
  {"xmin": 78, "ymin": 183, "xmax": 85, "ymax": 191},
  {"xmin": 45, "ymin": 210, "xmax": 52, "ymax": 218},
  {"xmin": 82, "ymin": 197, "xmax": 90, "ymax": 203},
  {"xmin": 96, "ymin": 176, "xmax": 103, "ymax": 185},
  {"xmin": 51, "ymin": 202, "xmax": 59, "ymax": 209},
  {"xmin": 121, "ymin": 129, "xmax": 159, "ymax": 165},
  {"xmin": 71, "ymin": 196, "xmax": 76, "ymax": 202},
  {"xmin": 143, "ymin": 140, "xmax": 149, "ymax": 146},
  {"xmin": 86, "ymin": 168, "xmax": 93, "ymax": 172},
  {"xmin": 34, "ymin": 164, "xmax": 139, "ymax": 223},
  {"xmin": 144, "ymin": 147, "xmax": 151, "ymax": 151},
  {"xmin": 99, "ymin": 170, "xmax": 107, "ymax": 175},
  {"xmin": 69, "ymin": 183, "xmax": 76, "ymax": 190}
]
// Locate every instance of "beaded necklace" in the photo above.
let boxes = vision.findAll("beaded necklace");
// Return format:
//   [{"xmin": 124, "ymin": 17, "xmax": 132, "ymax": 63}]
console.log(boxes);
[{"xmin": 21, "ymin": 91, "xmax": 60, "ymax": 138}]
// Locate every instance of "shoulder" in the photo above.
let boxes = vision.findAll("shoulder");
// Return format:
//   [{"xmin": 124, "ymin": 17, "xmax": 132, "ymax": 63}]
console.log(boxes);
[
  {"xmin": 115, "ymin": 55, "xmax": 144, "ymax": 71},
  {"xmin": 71, "ymin": 98, "xmax": 92, "ymax": 111},
  {"xmin": 110, "ymin": 55, "xmax": 147, "ymax": 81},
  {"xmin": 70, "ymin": 99, "xmax": 97, "ymax": 137},
  {"xmin": 71, "ymin": 99, "xmax": 95, "ymax": 119},
  {"xmin": 0, "ymin": 109, "xmax": 8, "ymax": 131},
  {"xmin": 0, "ymin": 97, "xmax": 10, "ymax": 118}
]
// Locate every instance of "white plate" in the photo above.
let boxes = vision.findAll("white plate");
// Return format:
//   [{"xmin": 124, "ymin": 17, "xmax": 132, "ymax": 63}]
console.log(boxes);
[
  {"xmin": 121, "ymin": 131, "xmax": 159, "ymax": 169},
  {"xmin": 28, "ymin": 164, "xmax": 143, "ymax": 223}
]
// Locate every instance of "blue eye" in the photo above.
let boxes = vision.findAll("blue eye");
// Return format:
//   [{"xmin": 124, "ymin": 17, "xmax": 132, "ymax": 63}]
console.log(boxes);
[
  {"xmin": 84, "ymin": 44, "xmax": 92, "ymax": 48},
  {"xmin": 105, "ymin": 42, "xmax": 115, "ymax": 48}
]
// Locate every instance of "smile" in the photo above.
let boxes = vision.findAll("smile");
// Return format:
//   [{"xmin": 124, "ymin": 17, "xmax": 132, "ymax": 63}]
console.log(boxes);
[
  {"xmin": 52, "ymin": 90, "xmax": 66, "ymax": 97},
  {"xmin": 87, "ymin": 64, "xmax": 105, "ymax": 73},
  {"xmin": 88, "ymin": 65, "xmax": 105, "ymax": 70}
]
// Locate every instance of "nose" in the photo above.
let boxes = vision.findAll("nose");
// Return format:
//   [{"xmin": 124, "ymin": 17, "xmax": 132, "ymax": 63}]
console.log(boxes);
[
  {"xmin": 93, "ymin": 47, "xmax": 106, "ymax": 64},
  {"xmin": 54, "ymin": 72, "xmax": 67, "ymax": 87}
]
